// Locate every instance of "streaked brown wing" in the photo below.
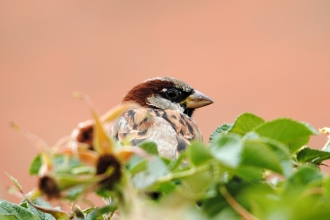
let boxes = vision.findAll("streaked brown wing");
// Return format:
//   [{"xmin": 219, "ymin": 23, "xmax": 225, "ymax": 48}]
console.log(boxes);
[
  {"xmin": 110, "ymin": 108, "xmax": 202, "ymax": 158},
  {"xmin": 110, "ymin": 108, "xmax": 150, "ymax": 145}
]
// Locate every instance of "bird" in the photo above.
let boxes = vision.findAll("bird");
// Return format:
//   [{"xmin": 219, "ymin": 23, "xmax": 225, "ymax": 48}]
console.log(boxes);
[{"xmin": 74, "ymin": 77, "xmax": 213, "ymax": 159}]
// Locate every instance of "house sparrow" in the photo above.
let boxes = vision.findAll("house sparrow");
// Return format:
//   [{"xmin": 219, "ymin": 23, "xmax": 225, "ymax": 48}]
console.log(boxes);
[{"xmin": 74, "ymin": 77, "xmax": 213, "ymax": 159}]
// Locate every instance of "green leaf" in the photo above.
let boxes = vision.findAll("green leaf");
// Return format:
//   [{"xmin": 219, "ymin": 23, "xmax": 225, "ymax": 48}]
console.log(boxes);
[
  {"xmin": 0, "ymin": 200, "xmax": 39, "ymax": 220},
  {"xmin": 180, "ymin": 171, "xmax": 212, "ymax": 197},
  {"xmin": 148, "ymin": 156, "xmax": 169, "ymax": 177},
  {"xmin": 243, "ymin": 137, "xmax": 292, "ymax": 176},
  {"xmin": 200, "ymin": 187, "xmax": 228, "ymax": 217},
  {"xmin": 253, "ymin": 119, "xmax": 318, "ymax": 153},
  {"xmin": 55, "ymin": 174, "xmax": 99, "ymax": 190},
  {"xmin": 237, "ymin": 183, "xmax": 278, "ymax": 219},
  {"xmin": 210, "ymin": 133, "xmax": 243, "ymax": 168},
  {"xmin": 229, "ymin": 113, "xmax": 264, "ymax": 135},
  {"xmin": 0, "ymin": 215, "xmax": 19, "ymax": 220},
  {"xmin": 133, "ymin": 156, "xmax": 169, "ymax": 189},
  {"xmin": 64, "ymin": 187, "xmax": 86, "ymax": 201},
  {"xmin": 188, "ymin": 141, "xmax": 212, "ymax": 166},
  {"xmin": 153, "ymin": 182, "xmax": 176, "ymax": 194},
  {"xmin": 288, "ymin": 136, "xmax": 310, "ymax": 153},
  {"xmin": 20, "ymin": 199, "xmax": 55, "ymax": 220},
  {"xmin": 20, "ymin": 199, "xmax": 68, "ymax": 220},
  {"xmin": 262, "ymin": 138, "xmax": 292, "ymax": 177},
  {"xmin": 132, "ymin": 173, "xmax": 154, "ymax": 190},
  {"xmin": 284, "ymin": 165, "xmax": 322, "ymax": 191},
  {"xmin": 54, "ymin": 155, "xmax": 81, "ymax": 171},
  {"xmin": 234, "ymin": 166, "xmax": 263, "ymax": 180},
  {"xmin": 127, "ymin": 155, "xmax": 143, "ymax": 170},
  {"xmin": 86, "ymin": 204, "xmax": 117, "ymax": 220},
  {"xmin": 322, "ymin": 177, "xmax": 330, "ymax": 202},
  {"xmin": 95, "ymin": 188, "xmax": 112, "ymax": 199},
  {"xmin": 168, "ymin": 152, "xmax": 186, "ymax": 171},
  {"xmin": 29, "ymin": 154, "xmax": 42, "ymax": 175},
  {"xmin": 6, "ymin": 174, "xmax": 22, "ymax": 192},
  {"xmin": 139, "ymin": 141, "xmax": 159, "ymax": 155},
  {"xmin": 241, "ymin": 140, "xmax": 283, "ymax": 174},
  {"xmin": 296, "ymin": 147, "xmax": 330, "ymax": 164},
  {"xmin": 82, "ymin": 207, "xmax": 94, "ymax": 216},
  {"xmin": 129, "ymin": 159, "xmax": 147, "ymax": 175},
  {"xmin": 209, "ymin": 123, "xmax": 233, "ymax": 143},
  {"xmin": 71, "ymin": 166, "xmax": 95, "ymax": 175}
]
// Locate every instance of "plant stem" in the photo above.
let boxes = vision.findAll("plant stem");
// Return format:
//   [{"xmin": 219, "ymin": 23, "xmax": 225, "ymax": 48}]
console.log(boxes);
[
  {"xmin": 219, "ymin": 184, "xmax": 258, "ymax": 220},
  {"xmin": 156, "ymin": 164, "xmax": 210, "ymax": 183}
]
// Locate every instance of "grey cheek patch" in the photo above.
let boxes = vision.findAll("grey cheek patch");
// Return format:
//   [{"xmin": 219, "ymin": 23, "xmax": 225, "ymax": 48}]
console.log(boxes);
[{"xmin": 147, "ymin": 95, "xmax": 185, "ymax": 113}]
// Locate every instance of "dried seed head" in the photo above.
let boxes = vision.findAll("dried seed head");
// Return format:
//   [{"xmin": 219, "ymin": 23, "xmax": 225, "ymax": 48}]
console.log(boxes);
[
  {"xmin": 74, "ymin": 122, "xmax": 94, "ymax": 150},
  {"xmin": 96, "ymin": 154, "xmax": 122, "ymax": 189},
  {"xmin": 38, "ymin": 176, "xmax": 60, "ymax": 199}
]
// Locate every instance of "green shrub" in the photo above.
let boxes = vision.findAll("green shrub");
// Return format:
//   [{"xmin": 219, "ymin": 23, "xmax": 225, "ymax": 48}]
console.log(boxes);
[{"xmin": 2, "ymin": 108, "xmax": 330, "ymax": 220}]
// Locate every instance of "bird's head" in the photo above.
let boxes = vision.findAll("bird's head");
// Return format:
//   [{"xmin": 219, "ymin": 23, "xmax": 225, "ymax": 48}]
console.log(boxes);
[{"xmin": 122, "ymin": 77, "xmax": 213, "ymax": 117}]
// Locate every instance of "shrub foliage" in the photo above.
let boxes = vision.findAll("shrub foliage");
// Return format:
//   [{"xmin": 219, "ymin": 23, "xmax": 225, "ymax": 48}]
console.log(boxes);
[{"xmin": 2, "ymin": 106, "xmax": 330, "ymax": 220}]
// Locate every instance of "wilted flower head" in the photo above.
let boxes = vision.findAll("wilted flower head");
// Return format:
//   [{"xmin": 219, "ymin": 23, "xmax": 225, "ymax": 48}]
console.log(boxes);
[
  {"xmin": 38, "ymin": 175, "xmax": 61, "ymax": 199},
  {"xmin": 11, "ymin": 94, "xmax": 147, "ymax": 202}
]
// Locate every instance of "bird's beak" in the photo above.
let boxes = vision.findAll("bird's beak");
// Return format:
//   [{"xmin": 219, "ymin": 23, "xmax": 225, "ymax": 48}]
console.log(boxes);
[{"xmin": 183, "ymin": 90, "xmax": 214, "ymax": 109}]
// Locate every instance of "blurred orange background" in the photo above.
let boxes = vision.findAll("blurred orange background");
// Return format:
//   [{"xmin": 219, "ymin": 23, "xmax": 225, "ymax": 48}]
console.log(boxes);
[{"xmin": 1, "ymin": 1, "xmax": 330, "ymax": 203}]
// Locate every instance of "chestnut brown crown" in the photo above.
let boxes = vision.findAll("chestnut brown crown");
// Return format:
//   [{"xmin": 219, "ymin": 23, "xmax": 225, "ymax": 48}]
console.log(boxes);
[{"xmin": 122, "ymin": 77, "xmax": 213, "ymax": 117}]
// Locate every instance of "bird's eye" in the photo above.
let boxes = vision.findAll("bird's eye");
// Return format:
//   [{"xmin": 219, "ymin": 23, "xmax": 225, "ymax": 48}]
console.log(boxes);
[{"xmin": 165, "ymin": 89, "xmax": 179, "ymax": 99}]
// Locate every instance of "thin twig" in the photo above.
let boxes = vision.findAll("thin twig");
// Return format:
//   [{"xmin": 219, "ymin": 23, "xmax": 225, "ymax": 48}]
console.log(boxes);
[
  {"xmin": 156, "ymin": 164, "xmax": 210, "ymax": 183},
  {"xmin": 219, "ymin": 184, "xmax": 258, "ymax": 220}
]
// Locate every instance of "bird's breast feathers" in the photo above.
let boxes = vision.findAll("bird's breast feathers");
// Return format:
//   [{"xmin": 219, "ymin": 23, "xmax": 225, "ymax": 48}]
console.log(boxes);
[{"xmin": 110, "ymin": 108, "xmax": 202, "ymax": 158}]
